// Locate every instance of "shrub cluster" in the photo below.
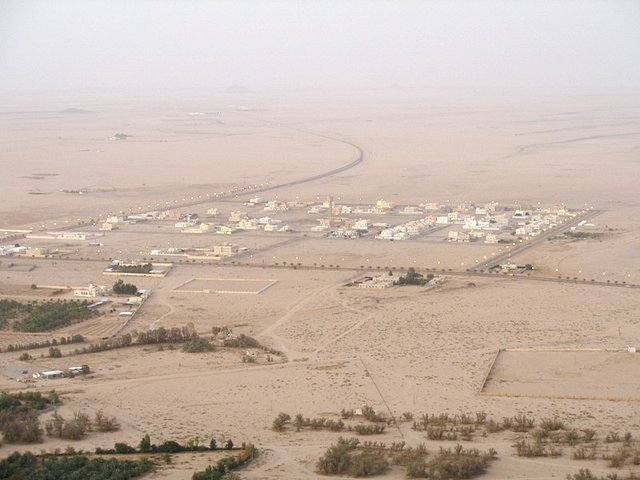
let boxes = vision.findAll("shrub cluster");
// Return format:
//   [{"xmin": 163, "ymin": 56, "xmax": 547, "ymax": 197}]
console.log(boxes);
[
  {"xmin": 0, "ymin": 451, "xmax": 152, "ymax": 480},
  {"xmin": 192, "ymin": 443, "xmax": 255, "ymax": 480},
  {"xmin": 395, "ymin": 268, "xmax": 434, "ymax": 286},
  {"xmin": 407, "ymin": 444, "xmax": 497, "ymax": 479},
  {"xmin": 0, "ymin": 391, "xmax": 60, "ymax": 444},
  {"xmin": 45, "ymin": 411, "xmax": 119, "ymax": 440},
  {"xmin": 223, "ymin": 334, "xmax": 262, "ymax": 349},
  {"xmin": 273, "ymin": 409, "xmax": 388, "ymax": 435},
  {"xmin": 316, "ymin": 437, "xmax": 389, "ymax": 477},
  {"xmin": 69, "ymin": 326, "xmax": 199, "ymax": 356},
  {"xmin": 96, "ymin": 434, "xmax": 237, "ymax": 456},
  {"xmin": 112, "ymin": 279, "xmax": 138, "ymax": 295},
  {"xmin": 182, "ymin": 337, "xmax": 214, "ymax": 353}
]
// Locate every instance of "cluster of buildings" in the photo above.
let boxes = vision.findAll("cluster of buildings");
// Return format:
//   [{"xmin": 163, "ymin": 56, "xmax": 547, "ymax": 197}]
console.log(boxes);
[
  {"xmin": 1, "ymin": 244, "xmax": 57, "ymax": 258},
  {"xmin": 375, "ymin": 218, "xmax": 435, "ymax": 241},
  {"xmin": 165, "ymin": 209, "xmax": 292, "ymax": 235},
  {"xmin": 150, "ymin": 243, "xmax": 244, "ymax": 260},
  {"xmin": 446, "ymin": 205, "xmax": 577, "ymax": 243}
]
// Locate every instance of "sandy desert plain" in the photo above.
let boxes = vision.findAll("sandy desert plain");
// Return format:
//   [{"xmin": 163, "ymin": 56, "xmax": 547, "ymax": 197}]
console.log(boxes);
[{"xmin": 0, "ymin": 88, "xmax": 639, "ymax": 479}]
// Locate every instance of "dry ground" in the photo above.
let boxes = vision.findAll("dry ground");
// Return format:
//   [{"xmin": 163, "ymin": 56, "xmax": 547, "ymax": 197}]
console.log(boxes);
[{"xmin": 0, "ymin": 89, "xmax": 639, "ymax": 478}]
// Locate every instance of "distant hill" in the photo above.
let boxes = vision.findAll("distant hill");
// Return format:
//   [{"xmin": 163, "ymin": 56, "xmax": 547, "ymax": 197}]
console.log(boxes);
[
  {"xmin": 59, "ymin": 108, "xmax": 93, "ymax": 114},
  {"xmin": 224, "ymin": 85, "xmax": 252, "ymax": 94}
]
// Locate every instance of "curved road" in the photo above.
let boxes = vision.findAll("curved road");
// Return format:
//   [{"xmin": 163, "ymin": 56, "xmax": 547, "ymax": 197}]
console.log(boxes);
[{"xmin": 173, "ymin": 118, "xmax": 365, "ymax": 211}]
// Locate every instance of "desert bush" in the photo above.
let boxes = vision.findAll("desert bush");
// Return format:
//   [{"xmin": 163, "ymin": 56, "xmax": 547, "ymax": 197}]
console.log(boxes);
[
  {"xmin": 475, "ymin": 412, "xmax": 487, "ymax": 425},
  {"xmin": 341, "ymin": 408, "xmax": 355, "ymax": 419},
  {"xmin": 606, "ymin": 432, "xmax": 621, "ymax": 443},
  {"xmin": 402, "ymin": 412, "xmax": 414, "ymax": 421},
  {"xmin": 349, "ymin": 450, "xmax": 389, "ymax": 476},
  {"xmin": 272, "ymin": 412, "xmax": 291, "ymax": 431},
  {"xmin": 392, "ymin": 443, "xmax": 428, "ymax": 467},
  {"xmin": 484, "ymin": 418, "xmax": 503, "ymax": 433},
  {"xmin": 406, "ymin": 458, "xmax": 429, "ymax": 478},
  {"xmin": 458, "ymin": 426, "xmax": 475, "ymax": 441},
  {"xmin": 514, "ymin": 440, "xmax": 547, "ymax": 457},
  {"xmin": 360, "ymin": 405, "xmax": 386, "ymax": 423},
  {"xmin": 352, "ymin": 424, "xmax": 385, "ymax": 435},
  {"xmin": 316, "ymin": 437, "xmax": 359, "ymax": 475},
  {"xmin": 48, "ymin": 347, "xmax": 62, "ymax": 358},
  {"xmin": 2, "ymin": 413, "xmax": 43, "ymax": 443},
  {"xmin": 114, "ymin": 442, "xmax": 136, "ymax": 454},
  {"xmin": 512, "ymin": 414, "xmax": 535, "ymax": 432},
  {"xmin": 573, "ymin": 445, "xmax": 597, "ymax": 460},
  {"xmin": 531, "ymin": 428, "xmax": 549, "ymax": 443},
  {"xmin": 94, "ymin": 410, "xmax": 120, "ymax": 432},
  {"xmin": 426, "ymin": 444, "xmax": 497, "ymax": 479},
  {"xmin": 603, "ymin": 444, "xmax": 630, "ymax": 468},
  {"xmin": 540, "ymin": 417, "xmax": 565, "ymax": 432},
  {"xmin": 566, "ymin": 469, "xmax": 598, "ymax": 480}
]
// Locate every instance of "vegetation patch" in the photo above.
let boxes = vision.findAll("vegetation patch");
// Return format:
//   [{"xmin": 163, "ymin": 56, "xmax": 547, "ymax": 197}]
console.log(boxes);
[
  {"xmin": 110, "ymin": 262, "xmax": 153, "ymax": 274},
  {"xmin": 4, "ymin": 334, "xmax": 85, "ymax": 353},
  {"xmin": 0, "ymin": 390, "xmax": 60, "ymax": 444},
  {"xmin": 182, "ymin": 337, "xmax": 215, "ymax": 353},
  {"xmin": 112, "ymin": 279, "xmax": 139, "ymax": 295},
  {"xmin": 563, "ymin": 231, "xmax": 603, "ymax": 240},
  {"xmin": 0, "ymin": 299, "xmax": 99, "ymax": 332},
  {"xmin": 192, "ymin": 443, "xmax": 256, "ymax": 480},
  {"xmin": 395, "ymin": 268, "xmax": 434, "ymax": 286},
  {"xmin": 0, "ymin": 451, "xmax": 152, "ymax": 480}
]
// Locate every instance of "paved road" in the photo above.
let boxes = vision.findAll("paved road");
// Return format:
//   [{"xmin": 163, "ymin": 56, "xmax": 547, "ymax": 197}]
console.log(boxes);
[
  {"xmin": 160, "ymin": 122, "xmax": 364, "ymax": 212},
  {"xmin": 8, "ymin": 253, "xmax": 635, "ymax": 290},
  {"xmin": 25, "ymin": 120, "xmax": 364, "ymax": 234}
]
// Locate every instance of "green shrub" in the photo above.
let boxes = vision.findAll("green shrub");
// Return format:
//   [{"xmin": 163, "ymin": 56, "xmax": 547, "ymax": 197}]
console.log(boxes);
[{"xmin": 182, "ymin": 337, "xmax": 214, "ymax": 353}]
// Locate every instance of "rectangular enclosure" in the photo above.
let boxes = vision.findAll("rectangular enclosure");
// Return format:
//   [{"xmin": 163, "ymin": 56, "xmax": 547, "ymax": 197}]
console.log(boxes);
[{"xmin": 481, "ymin": 349, "xmax": 640, "ymax": 401}]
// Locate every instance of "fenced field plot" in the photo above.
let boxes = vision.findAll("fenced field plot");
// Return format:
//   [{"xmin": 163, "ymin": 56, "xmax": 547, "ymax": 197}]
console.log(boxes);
[
  {"xmin": 481, "ymin": 349, "xmax": 640, "ymax": 401},
  {"xmin": 174, "ymin": 278, "xmax": 277, "ymax": 294}
]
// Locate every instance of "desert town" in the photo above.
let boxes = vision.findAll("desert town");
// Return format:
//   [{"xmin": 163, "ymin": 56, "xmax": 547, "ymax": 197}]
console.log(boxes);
[{"xmin": 0, "ymin": 85, "xmax": 639, "ymax": 480}]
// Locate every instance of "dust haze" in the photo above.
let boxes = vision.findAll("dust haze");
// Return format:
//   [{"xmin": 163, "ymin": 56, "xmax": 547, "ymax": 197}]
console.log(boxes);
[{"xmin": 1, "ymin": 2, "xmax": 640, "ymax": 479}]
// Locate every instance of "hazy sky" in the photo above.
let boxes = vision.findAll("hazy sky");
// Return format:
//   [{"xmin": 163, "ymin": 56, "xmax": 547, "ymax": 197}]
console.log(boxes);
[{"xmin": 1, "ymin": 0, "xmax": 639, "ymax": 91}]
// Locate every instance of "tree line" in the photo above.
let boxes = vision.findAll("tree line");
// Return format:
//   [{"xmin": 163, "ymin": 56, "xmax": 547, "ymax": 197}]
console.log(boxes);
[{"xmin": 0, "ymin": 299, "xmax": 99, "ymax": 332}]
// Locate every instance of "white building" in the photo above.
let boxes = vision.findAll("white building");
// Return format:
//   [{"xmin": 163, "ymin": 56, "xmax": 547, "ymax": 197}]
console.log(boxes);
[
  {"xmin": 353, "ymin": 219, "xmax": 370, "ymax": 231},
  {"xmin": 400, "ymin": 206, "xmax": 423, "ymax": 215},
  {"xmin": 228, "ymin": 211, "xmax": 247, "ymax": 222},
  {"xmin": 237, "ymin": 218, "xmax": 259, "ymax": 230},
  {"xmin": 358, "ymin": 275, "xmax": 395, "ymax": 289},
  {"xmin": 485, "ymin": 233, "xmax": 499, "ymax": 244}
]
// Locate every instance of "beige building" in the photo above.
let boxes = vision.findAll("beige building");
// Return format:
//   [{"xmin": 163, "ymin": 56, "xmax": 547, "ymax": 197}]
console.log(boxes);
[
  {"xmin": 211, "ymin": 243, "xmax": 238, "ymax": 257},
  {"xmin": 73, "ymin": 283, "xmax": 107, "ymax": 298}
]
